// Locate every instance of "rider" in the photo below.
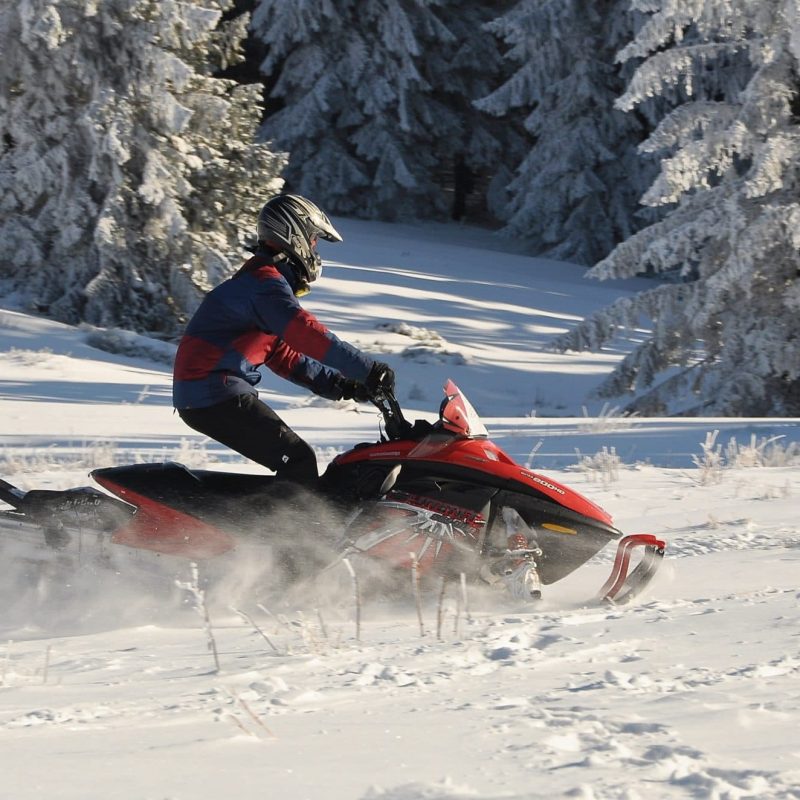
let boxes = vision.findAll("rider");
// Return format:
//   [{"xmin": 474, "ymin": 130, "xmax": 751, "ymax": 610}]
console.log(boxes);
[{"xmin": 172, "ymin": 194, "xmax": 395, "ymax": 486}]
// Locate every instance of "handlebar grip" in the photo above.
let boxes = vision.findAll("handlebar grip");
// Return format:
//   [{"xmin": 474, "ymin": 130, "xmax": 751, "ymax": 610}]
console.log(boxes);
[{"xmin": 371, "ymin": 388, "xmax": 410, "ymax": 440}]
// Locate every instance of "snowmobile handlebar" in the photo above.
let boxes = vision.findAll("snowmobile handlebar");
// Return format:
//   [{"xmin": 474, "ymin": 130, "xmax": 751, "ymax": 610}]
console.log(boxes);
[{"xmin": 370, "ymin": 387, "xmax": 412, "ymax": 441}]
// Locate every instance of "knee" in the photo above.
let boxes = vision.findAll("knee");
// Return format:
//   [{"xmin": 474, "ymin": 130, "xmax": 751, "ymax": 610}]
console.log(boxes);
[{"xmin": 278, "ymin": 440, "xmax": 318, "ymax": 484}]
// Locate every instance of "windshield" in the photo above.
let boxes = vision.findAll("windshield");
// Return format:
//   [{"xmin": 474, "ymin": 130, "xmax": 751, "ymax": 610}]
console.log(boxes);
[
  {"xmin": 438, "ymin": 379, "xmax": 488, "ymax": 438},
  {"xmin": 406, "ymin": 380, "xmax": 488, "ymax": 459}
]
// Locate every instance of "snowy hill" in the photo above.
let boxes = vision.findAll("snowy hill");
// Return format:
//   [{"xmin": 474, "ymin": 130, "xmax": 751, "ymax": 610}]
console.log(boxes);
[{"xmin": 1, "ymin": 220, "xmax": 799, "ymax": 799}]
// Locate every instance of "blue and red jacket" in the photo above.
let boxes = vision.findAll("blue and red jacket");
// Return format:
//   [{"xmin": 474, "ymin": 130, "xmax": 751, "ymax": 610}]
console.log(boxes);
[{"xmin": 172, "ymin": 251, "xmax": 374, "ymax": 409}]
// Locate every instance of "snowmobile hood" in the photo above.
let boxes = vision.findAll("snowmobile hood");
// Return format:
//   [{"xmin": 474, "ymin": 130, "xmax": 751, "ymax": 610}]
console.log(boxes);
[{"xmin": 333, "ymin": 436, "xmax": 613, "ymax": 527}]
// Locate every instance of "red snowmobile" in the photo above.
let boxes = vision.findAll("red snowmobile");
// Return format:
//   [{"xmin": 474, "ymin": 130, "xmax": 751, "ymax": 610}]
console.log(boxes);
[{"xmin": 0, "ymin": 381, "xmax": 664, "ymax": 604}]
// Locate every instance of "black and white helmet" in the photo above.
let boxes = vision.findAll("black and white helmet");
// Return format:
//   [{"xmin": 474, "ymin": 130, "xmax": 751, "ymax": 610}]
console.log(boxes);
[{"xmin": 257, "ymin": 194, "xmax": 342, "ymax": 287}]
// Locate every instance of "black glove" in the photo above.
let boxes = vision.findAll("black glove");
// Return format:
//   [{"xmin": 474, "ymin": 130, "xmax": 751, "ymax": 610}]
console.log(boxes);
[
  {"xmin": 365, "ymin": 361, "xmax": 395, "ymax": 395},
  {"xmin": 336, "ymin": 377, "xmax": 370, "ymax": 403}
]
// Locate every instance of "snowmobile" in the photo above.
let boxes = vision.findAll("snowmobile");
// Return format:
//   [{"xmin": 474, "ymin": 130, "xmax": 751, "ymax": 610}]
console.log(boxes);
[{"xmin": 0, "ymin": 380, "xmax": 665, "ymax": 605}]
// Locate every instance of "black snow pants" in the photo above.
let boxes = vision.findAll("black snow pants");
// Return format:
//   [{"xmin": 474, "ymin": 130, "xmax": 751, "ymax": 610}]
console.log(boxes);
[{"xmin": 177, "ymin": 393, "xmax": 319, "ymax": 484}]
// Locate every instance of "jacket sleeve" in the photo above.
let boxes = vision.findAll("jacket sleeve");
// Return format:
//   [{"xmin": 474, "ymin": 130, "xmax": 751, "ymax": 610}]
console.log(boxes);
[
  {"xmin": 250, "ymin": 269, "xmax": 374, "ymax": 388},
  {"xmin": 263, "ymin": 340, "xmax": 345, "ymax": 400}
]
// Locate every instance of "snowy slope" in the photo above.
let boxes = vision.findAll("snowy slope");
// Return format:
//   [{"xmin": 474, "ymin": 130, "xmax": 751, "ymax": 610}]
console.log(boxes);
[{"xmin": 1, "ymin": 220, "xmax": 799, "ymax": 799}]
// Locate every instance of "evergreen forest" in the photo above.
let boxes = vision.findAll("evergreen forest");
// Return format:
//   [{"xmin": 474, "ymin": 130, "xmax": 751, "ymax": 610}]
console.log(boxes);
[{"xmin": 1, "ymin": 0, "xmax": 798, "ymax": 415}]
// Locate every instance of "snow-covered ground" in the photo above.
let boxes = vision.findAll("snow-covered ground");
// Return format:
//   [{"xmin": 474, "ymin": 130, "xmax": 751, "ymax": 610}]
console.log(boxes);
[{"xmin": 1, "ymin": 220, "xmax": 799, "ymax": 799}]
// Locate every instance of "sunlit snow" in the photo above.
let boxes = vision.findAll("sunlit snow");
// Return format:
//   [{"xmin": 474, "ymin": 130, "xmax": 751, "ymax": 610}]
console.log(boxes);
[{"xmin": 1, "ymin": 221, "xmax": 799, "ymax": 799}]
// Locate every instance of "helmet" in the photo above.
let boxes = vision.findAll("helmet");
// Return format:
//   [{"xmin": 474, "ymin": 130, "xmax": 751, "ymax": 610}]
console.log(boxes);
[{"xmin": 257, "ymin": 194, "xmax": 342, "ymax": 290}]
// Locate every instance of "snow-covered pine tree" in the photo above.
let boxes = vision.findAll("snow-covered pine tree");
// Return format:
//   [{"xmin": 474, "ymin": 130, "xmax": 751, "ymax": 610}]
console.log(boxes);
[
  {"xmin": 252, "ymin": 0, "xmax": 511, "ymax": 220},
  {"xmin": 477, "ymin": 0, "xmax": 653, "ymax": 264},
  {"xmin": 557, "ymin": 0, "xmax": 800, "ymax": 415},
  {"xmin": 0, "ymin": 0, "xmax": 285, "ymax": 335},
  {"xmin": 430, "ymin": 1, "xmax": 524, "ymax": 221},
  {"xmin": 250, "ymin": 1, "xmax": 367, "ymax": 215}
]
